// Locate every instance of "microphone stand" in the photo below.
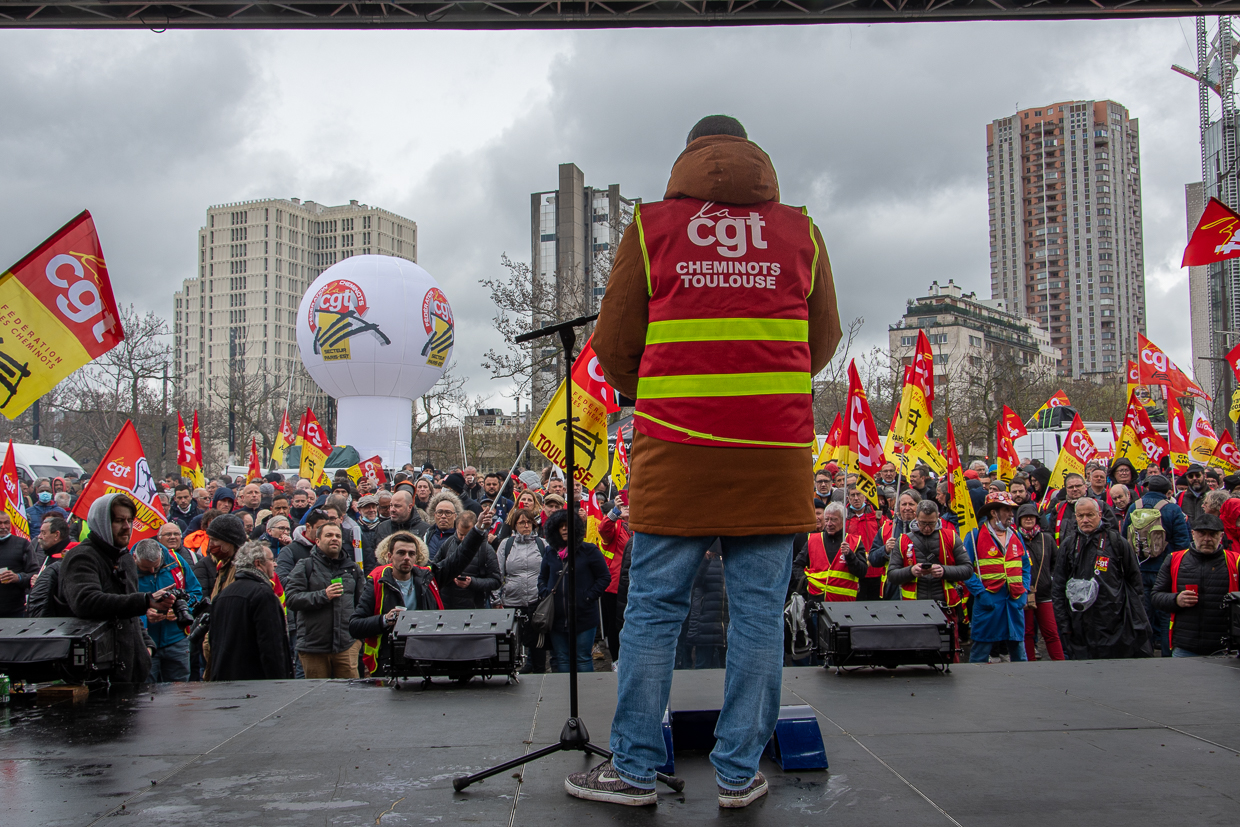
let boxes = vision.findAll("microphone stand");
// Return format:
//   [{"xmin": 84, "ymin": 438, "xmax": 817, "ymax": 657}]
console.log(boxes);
[{"xmin": 453, "ymin": 314, "xmax": 684, "ymax": 794}]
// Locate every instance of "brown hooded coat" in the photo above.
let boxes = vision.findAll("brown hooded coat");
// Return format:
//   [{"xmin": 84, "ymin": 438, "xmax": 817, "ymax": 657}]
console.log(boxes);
[{"xmin": 593, "ymin": 134, "xmax": 842, "ymax": 536}]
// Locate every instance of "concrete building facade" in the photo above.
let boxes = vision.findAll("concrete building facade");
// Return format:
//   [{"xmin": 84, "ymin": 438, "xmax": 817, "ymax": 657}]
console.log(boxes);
[
  {"xmin": 986, "ymin": 100, "xmax": 1146, "ymax": 378},
  {"xmin": 173, "ymin": 198, "xmax": 417, "ymax": 453},
  {"xmin": 889, "ymin": 279, "xmax": 1060, "ymax": 391},
  {"xmin": 530, "ymin": 164, "xmax": 637, "ymax": 409}
]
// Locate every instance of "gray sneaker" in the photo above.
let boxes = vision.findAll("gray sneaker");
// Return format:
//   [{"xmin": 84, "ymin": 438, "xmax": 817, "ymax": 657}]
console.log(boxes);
[
  {"xmin": 564, "ymin": 760, "xmax": 657, "ymax": 807},
  {"xmin": 718, "ymin": 772, "xmax": 768, "ymax": 809}
]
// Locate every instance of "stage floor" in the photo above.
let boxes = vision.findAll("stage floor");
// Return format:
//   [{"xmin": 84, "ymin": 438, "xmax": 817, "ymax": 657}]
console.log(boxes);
[{"xmin": 3, "ymin": 658, "xmax": 1239, "ymax": 826}]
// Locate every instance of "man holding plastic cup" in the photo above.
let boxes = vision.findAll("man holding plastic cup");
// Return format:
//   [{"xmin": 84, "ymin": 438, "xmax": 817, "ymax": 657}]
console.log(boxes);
[{"xmin": 284, "ymin": 522, "xmax": 365, "ymax": 678}]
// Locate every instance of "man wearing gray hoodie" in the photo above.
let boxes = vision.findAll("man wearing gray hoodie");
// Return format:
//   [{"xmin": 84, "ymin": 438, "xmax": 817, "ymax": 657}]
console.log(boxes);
[{"xmin": 60, "ymin": 493, "xmax": 174, "ymax": 684}]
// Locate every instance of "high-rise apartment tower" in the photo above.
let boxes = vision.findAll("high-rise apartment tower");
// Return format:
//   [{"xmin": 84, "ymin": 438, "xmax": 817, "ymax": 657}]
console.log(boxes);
[
  {"xmin": 986, "ymin": 100, "xmax": 1147, "ymax": 378},
  {"xmin": 530, "ymin": 164, "xmax": 637, "ymax": 409}
]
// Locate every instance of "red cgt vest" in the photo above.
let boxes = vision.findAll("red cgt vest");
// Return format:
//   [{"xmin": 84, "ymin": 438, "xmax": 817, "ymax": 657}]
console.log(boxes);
[
  {"xmin": 975, "ymin": 526, "xmax": 1026, "ymax": 597},
  {"xmin": 804, "ymin": 531, "xmax": 862, "ymax": 601},
  {"xmin": 632, "ymin": 197, "xmax": 819, "ymax": 449}
]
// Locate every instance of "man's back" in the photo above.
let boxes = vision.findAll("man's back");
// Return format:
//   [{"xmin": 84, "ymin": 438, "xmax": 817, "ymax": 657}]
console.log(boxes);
[{"xmin": 593, "ymin": 135, "xmax": 841, "ymax": 538}]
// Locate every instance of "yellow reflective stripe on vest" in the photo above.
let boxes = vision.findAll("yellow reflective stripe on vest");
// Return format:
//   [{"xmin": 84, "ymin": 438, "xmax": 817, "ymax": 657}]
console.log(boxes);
[
  {"xmin": 637, "ymin": 371, "xmax": 812, "ymax": 399},
  {"xmin": 635, "ymin": 203, "xmax": 653, "ymax": 297},
  {"xmin": 633, "ymin": 410, "xmax": 816, "ymax": 448},
  {"xmin": 645, "ymin": 317, "xmax": 809, "ymax": 344},
  {"xmin": 804, "ymin": 207, "xmax": 819, "ymax": 298}
]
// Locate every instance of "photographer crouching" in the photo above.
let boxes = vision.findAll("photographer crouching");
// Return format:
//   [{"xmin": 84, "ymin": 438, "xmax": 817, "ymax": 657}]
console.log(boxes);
[
  {"xmin": 60, "ymin": 494, "xmax": 176, "ymax": 685},
  {"xmin": 134, "ymin": 536, "xmax": 203, "ymax": 683}
]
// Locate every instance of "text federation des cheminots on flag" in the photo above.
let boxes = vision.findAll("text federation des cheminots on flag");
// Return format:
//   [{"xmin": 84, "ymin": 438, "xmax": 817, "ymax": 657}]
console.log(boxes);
[{"xmin": 0, "ymin": 211, "xmax": 124, "ymax": 418}]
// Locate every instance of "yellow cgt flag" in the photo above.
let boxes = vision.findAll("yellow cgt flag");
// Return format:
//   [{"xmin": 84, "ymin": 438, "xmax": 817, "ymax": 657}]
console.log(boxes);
[
  {"xmin": 0, "ymin": 212, "xmax": 125, "ymax": 418},
  {"xmin": 530, "ymin": 378, "xmax": 610, "ymax": 490}
]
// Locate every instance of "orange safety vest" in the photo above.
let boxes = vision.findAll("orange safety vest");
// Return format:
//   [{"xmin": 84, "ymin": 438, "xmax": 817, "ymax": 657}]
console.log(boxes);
[
  {"xmin": 897, "ymin": 525, "xmax": 961, "ymax": 607},
  {"xmin": 631, "ymin": 197, "xmax": 819, "ymax": 449},
  {"xmin": 975, "ymin": 526, "xmax": 1026, "ymax": 597},
  {"xmin": 1167, "ymin": 549, "xmax": 1240, "ymax": 650},
  {"xmin": 182, "ymin": 529, "xmax": 209, "ymax": 562},
  {"xmin": 804, "ymin": 532, "xmax": 862, "ymax": 601},
  {"xmin": 361, "ymin": 564, "xmax": 443, "ymax": 675}
]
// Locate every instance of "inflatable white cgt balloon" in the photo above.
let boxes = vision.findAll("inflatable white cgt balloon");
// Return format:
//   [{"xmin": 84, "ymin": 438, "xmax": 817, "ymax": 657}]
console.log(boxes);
[{"xmin": 296, "ymin": 255, "xmax": 454, "ymax": 467}]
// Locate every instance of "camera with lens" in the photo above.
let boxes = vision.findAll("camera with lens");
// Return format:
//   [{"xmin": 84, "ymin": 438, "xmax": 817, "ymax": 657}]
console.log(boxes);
[{"xmin": 164, "ymin": 588, "xmax": 207, "ymax": 632}]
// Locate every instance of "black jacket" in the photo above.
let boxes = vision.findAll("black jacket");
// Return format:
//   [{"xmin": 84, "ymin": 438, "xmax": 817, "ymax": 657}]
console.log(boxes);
[
  {"xmin": 1052, "ymin": 525, "xmax": 1152, "ymax": 659},
  {"xmin": 687, "ymin": 549, "xmax": 727, "ymax": 647},
  {"xmin": 25, "ymin": 539, "xmax": 71, "ymax": 618},
  {"xmin": 373, "ymin": 513, "xmax": 431, "ymax": 547},
  {"xmin": 1178, "ymin": 487, "xmax": 1206, "ymax": 529},
  {"xmin": 348, "ymin": 565, "xmax": 439, "ymax": 676},
  {"xmin": 435, "ymin": 530, "xmax": 501, "ymax": 609},
  {"xmin": 884, "ymin": 527, "xmax": 972, "ymax": 603},
  {"xmin": 539, "ymin": 510, "xmax": 611, "ymax": 634},
  {"xmin": 284, "ymin": 548, "xmax": 366, "ymax": 654},
  {"xmin": 59, "ymin": 533, "xmax": 153, "ymax": 683},
  {"xmin": 1151, "ymin": 547, "xmax": 1237, "ymax": 655},
  {"xmin": 1020, "ymin": 529, "xmax": 1058, "ymax": 604},
  {"xmin": 276, "ymin": 531, "xmax": 315, "ymax": 585},
  {"xmin": 0, "ymin": 534, "xmax": 41, "ymax": 616},
  {"xmin": 208, "ymin": 569, "xmax": 293, "ymax": 680}
]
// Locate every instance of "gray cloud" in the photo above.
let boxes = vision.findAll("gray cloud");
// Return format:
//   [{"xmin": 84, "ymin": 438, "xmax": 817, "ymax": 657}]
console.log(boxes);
[{"xmin": 0, "ymin": 19, "xmax": 1208, "ymax": 414}]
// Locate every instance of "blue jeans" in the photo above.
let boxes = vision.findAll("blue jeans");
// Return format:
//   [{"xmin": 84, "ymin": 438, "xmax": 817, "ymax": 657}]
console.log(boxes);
[
  {"xmin": 609, "ymin": 532, "xmax": 793, "ymax": 791},
  {"xmin": 1172, "ymin": 647, "xmax": 1201, "ymax": 658},
  {"xmin": 969, "ymin": 640, "xmax": 1027, "ymax": 663},
  {"xmin": 148, "ymin": 636, "xmax": 191, "ymax": 683},
  {"xmin": 549, "ymin": 627, "xmax": 595, "ymax": 673}
]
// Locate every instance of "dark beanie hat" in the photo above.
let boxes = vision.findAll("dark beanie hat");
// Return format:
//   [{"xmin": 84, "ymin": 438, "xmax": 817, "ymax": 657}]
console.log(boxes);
[
  {"xmin": 206, "ymin": 514, "xmax": 247, "ymax": 548},
  {"xmin": 443, "ymin": 472, "xmax": 466, "ymax": 495},
  {"xmin": 212, "ymin": 487, "xmax": 236, "ymax": 506},
  {"xmin": 1145, "ymin": 474, "xmax": 1171, "ymax": 494}
]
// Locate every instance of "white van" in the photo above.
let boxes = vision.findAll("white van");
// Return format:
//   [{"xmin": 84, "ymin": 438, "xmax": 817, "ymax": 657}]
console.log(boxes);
[
  {"xmin": 8, "ymin": 443, "xmax": 85, "ymax": 486},
  {"xmin": 1013, "ymin": 405, "xmax": 1167, "ymax": 467}
]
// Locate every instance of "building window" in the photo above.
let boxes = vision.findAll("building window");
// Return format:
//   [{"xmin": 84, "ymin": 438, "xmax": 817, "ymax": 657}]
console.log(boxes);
[{"xmin": 928, "ymin": 333, "xmax": 948, "ymax": 345}]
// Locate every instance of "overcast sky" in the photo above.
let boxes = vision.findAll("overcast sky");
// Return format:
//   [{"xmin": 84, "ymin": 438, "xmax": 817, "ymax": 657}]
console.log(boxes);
[{"xmin": 0, "ymin": 18, "xmax": 1209, "ymax": 411}]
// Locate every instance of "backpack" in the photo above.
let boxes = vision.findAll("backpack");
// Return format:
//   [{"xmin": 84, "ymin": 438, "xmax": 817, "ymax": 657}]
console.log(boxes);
[{"xmin": 1127, "ymin": 500, "xmax": 1169, "ymax": 562}]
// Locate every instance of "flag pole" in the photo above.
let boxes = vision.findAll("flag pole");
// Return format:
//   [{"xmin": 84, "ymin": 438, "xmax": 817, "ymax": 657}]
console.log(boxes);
[{"xmin": 502, "ymin": 440, "xmax": 530, "ymax": 500}]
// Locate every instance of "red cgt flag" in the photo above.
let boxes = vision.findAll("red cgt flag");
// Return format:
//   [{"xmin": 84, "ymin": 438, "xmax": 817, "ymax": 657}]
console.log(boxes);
[
  {"xmin": 72, "ymin": 420, "xmax": 166, "ymax": 546},
  {"xmin": 1227, "ymin": 341, "xmax": 1240, "ymax": 384},
  {"xmin": 571, "ymin": 333, "xmax": 621, "ymax": 414},
  {"xmin": 1182, "ymin": 197, "xmax": 1240, "ymax": 267},
  {"xmin": 246, "ymin": 437, "xmax": 262, "ymax": 484},
  {"xmin": 1138, "ymin": 334, "xmax": 1209, "ymax": 400}
]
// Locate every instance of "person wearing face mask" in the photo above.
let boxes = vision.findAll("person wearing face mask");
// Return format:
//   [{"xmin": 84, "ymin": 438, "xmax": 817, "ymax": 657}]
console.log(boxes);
[
  {"xmin": 424, "ymin": 491, "xmax": 463, "ymax": 561},
  {"xmin": 59, "ymin": 493, "xmax": 176, "ymax": 683},
  {"xmin": 356, "ymin": 494, "xmax": 383, "ymax": 565},
  {"xmin": 961, "ymin": 492, "xmax": 1030, "ymax": 663},
  {"xmin": 25, "ymin": 479, "xmax": 67, "ymax": 539}
]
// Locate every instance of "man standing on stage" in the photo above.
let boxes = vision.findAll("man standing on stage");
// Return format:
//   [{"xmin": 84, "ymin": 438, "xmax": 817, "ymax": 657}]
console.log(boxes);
[{"xmin": 569, "ymin": 115, "xmax": 840, "ymax": 808}]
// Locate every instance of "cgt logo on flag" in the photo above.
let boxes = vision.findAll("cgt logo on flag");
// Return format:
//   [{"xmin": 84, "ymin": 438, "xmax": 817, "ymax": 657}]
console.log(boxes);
[{"xmin": 1183, "ymin": 198, "xmax": 1240, "ymax": 266}]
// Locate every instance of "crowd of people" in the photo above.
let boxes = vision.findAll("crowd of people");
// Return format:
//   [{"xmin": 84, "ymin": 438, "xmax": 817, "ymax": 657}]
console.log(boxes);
[
  {"xmin": 0, "ymin": 464, "xmax": 629, "ymax": 684},
  {"xmin": 1, "ymin": 450, "xmax": 1236, "ymax": 685},
  {"xmin": 794, "ymin": 455, "xmax": 1240, "ymax": 662}
]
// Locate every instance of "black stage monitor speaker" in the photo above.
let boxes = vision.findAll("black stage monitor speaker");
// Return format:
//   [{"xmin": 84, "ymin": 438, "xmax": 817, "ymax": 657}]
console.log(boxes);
[
  {"xmin": 1224, "ymin": 591, "xmax": 1240, "ymax": 650},
  {"xmin": 0, "ymin": 617, "xmax": 116, "ymax": 684},
  {"xmin": 390, "ymin": 609, "xmax": 522, "ymax": 684},
  {"xmin": 818, "ymin": 600, "xmax": 955, "ymax": 670}
]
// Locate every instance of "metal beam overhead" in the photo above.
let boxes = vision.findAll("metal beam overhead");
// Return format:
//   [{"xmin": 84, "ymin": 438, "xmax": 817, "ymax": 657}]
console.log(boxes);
[{"xmin": 0, "ymin": 0, "xmax": 1235, "ymax": 29}]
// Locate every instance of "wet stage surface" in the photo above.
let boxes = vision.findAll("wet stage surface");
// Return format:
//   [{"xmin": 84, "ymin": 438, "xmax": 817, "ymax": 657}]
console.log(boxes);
[{"xmin": 3, "ymin": 658, "xmax": 1239, "ymax": 826}]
